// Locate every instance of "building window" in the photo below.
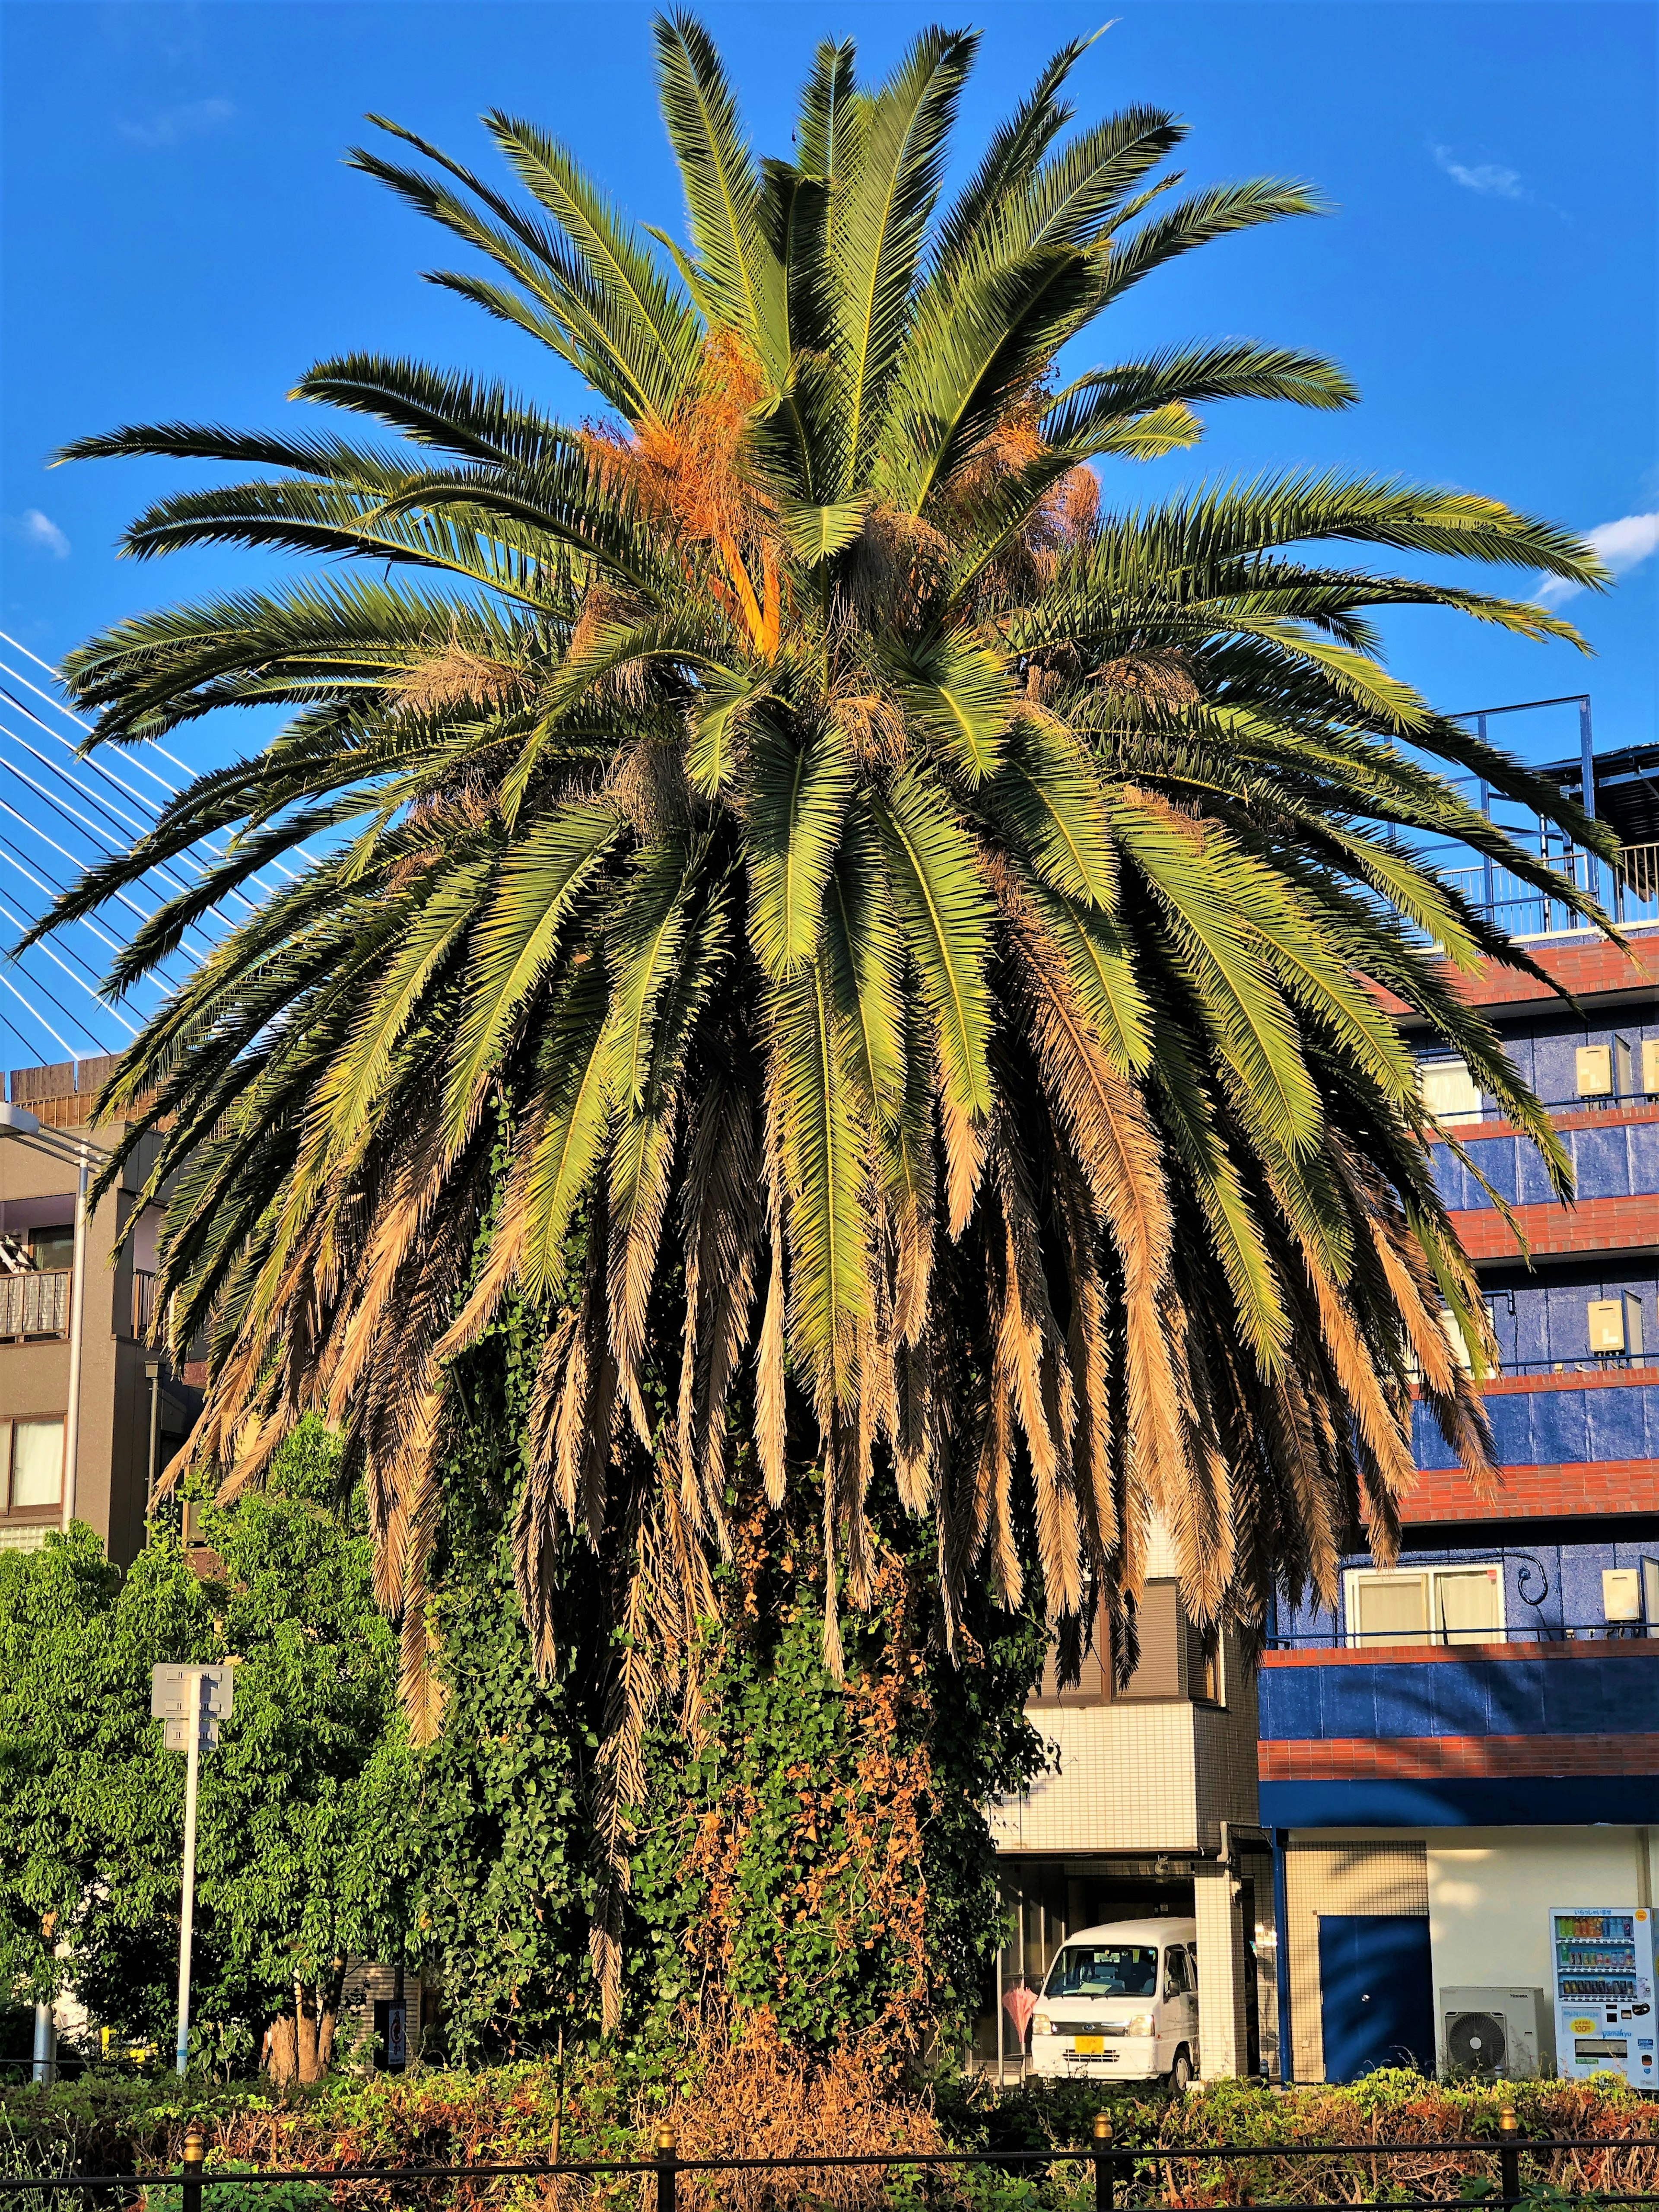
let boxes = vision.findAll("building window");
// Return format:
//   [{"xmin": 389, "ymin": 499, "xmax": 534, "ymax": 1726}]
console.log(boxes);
[
  {"xmin": 1417, "ymin": 1057, "xmax": 1482, "ymax": 1125},
  {"xmin": 9, "ymin": 1417, "xmax": 64, "ymax": 1510},
  {"xmin": 1344, "ymin": 1562, "xmax": 1503, "ymax": 1647},
  {"xmin": 1030, "ymin": 1582, "xmax": 1226, "ymax": 1706},
  {"xmin": 29, "ymin": 1226, "xmax": 74, "ymax": 1271},
  {"xmin": 1408, "ymin": 1302, "xmax": 1494, "ymax": 1379}
]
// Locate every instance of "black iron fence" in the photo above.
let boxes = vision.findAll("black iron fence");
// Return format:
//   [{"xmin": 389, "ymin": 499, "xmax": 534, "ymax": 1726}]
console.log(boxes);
[{"xmin": 5, "ymin": 2113, "xmax": 1659, "ymax": 2212}]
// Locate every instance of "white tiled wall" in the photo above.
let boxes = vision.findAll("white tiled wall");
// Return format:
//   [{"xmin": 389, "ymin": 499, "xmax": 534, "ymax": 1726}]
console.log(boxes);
[{"xmin": 989, "ymin": 1701, "xmax": 1201, "ymax": 1852}]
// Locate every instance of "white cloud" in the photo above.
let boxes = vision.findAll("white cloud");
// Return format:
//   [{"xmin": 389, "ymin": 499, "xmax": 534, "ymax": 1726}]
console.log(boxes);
[
  {"xmin": 1433, "ymin": 145, "xmax": 1525, "ymax": 200},
  {"xmin": 118, "ymin": 97, "xmax": 234, "ymax": 151},
  {"xmin": 1537, "ymin": 512, "xmax": 1659, "ymax": 605},
  {"xmin": 10, "ymin": 511, "xmax": 71, "ymax": 561}
]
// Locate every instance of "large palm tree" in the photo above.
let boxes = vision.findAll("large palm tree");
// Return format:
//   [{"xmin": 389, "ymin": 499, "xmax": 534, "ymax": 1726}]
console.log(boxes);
[{"xmin": 43, "ymin": 15, "xmax": 1609, "ymax": 2013}]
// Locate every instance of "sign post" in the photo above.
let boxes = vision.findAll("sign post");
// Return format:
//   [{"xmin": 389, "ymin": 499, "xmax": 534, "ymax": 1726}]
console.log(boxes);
[{"xmin": 151, "ymin": 1663, "xmax": 234, "ymax": 2076}]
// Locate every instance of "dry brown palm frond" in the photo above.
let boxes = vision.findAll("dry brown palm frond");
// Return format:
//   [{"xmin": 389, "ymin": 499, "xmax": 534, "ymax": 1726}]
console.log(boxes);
[
  {"xmin": 839, "ymin": 506, "xmax": 950, "ymax": 634},
  {"xmin": 321, "ymin": 1117, "xmax": 463, "ymax": 1415},
  {"xmin": 432, "ymin": 1157, "xmax": 532, "ymax": 1366},
  {"xmin": 992, "ymin": 1122, "xmax": 1080, "ymax": 1617},
  {"xmin": 938, "ymin": 1076, "xmax": 989, "ymax": 1240},
  {"xmin": 582, "ymin": 333, "xmax": 784, "ymax": 657},
  {"xmin": 1055, "ymin": 1163, "xmax": 1117, "ymax": 1578},
  {"xmin": 891, "ymin": 1331, "xmax": 933, "ymax": 1513},
  {"xmin": 752, "ymin": 1098, "xmax": 790, "ymax": 1508},
  {"xmin": 1093, "ymin": 652, "xmax": 1202, "ymax": 708},
  {"xmin": 825, "ymin": 683, "xmax": 909, "ymax": 769},
  {"xmin": 968, "ymin": 1288, "xmax": 1022, "ymax": 1609},
  {"xmin": 845, "ymin": 1386, "xmax": 878, "ymax": 1615},
  {"xmin": 609, "ymin": 1100, "xmax": 682, "ymax": 1448},
  {"xmin": 999, "ymin": 867, "xmax": 1187, "ymax": 1529},
  {"xmin": 677, "ymin": 1062, "xmax": 763, "ymax": 1540},
  {"xmin": 588, "ymin": 1496, "xmax": 661, "ymax": 2034},
  {"xmin": 1298, "ymin": 1249, "xmax": 1420, "ymax": 1512},
  {"xmin": 519, "ymin": 1310, "xmax": 581, "ymax": 1672},
  {"xmin": 358, "ymin": 1187, "xmax": 476, "ymax": 1628},
  {"xmin": 883, "ymin": 1007, "xmax": 938, "ymax": 1347},
  {"xmin": 390, "ymin": 643, "xmax": 530, "ymax": 718},
  {"xmin": 1162, "ymin": 1306, "xmax": 1235, "ymax": 1626},
  {"xmin": 399, "ymin": 1589, "xmax": 449, "ymax": 1748},
  {"xmin": 604, "ymin": 734, "xmax": 690, "ymax": 837}
]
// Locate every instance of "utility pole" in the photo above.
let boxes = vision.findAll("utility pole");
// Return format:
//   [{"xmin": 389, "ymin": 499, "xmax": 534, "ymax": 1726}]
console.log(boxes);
[
  {"xmin": 175, "ymin": 1669, "xmax": 204, "ymax": 2076},
  {"xmin": 151, "ymin": 1662, "xmax": 233, "ymax": 2078}
]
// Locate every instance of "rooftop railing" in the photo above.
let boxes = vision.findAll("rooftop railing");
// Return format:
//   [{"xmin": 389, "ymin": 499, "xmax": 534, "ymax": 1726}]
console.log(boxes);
[{"xmin": 1427, "ymin": 838, "xmax": 1659, "ymax": 939}]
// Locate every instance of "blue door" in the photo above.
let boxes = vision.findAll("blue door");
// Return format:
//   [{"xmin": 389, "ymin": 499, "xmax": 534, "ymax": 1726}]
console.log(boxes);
[{"xmin": 1318, "ymin": 1915, "xmax": 1434, "ymax": 2082}]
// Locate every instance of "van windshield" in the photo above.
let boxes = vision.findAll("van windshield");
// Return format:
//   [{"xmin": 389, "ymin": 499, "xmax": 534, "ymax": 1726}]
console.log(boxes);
[{"xmin": 1043, "ymin": 1943, "xmax": 1159, "ymax": 1999}]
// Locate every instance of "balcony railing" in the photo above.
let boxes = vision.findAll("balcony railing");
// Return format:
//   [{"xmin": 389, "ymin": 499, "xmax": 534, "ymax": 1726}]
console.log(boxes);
[
  {"xmin": 133, "ymin": 1268, "xmax": 156, "ymax": 1341},
  {"xmin": 0, "ymin": 1268, "xmax": 69, "ymax": 1340},
  {"xmin": 1270, "ymin": 1621, "xmax": 1659, "ymax": 1651},
  {"xmin": 1479, "ymin": 1354, "xmax": 1658, "ymax": 1377},
  {"xmin": 1407, "ymin": 837, "xmax": 1659, "ymax": 940}
]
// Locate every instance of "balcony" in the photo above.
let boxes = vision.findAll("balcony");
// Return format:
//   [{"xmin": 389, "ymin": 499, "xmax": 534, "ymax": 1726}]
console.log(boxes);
[
  {"xmin": 1256, "ymin": 1630, "xmax": 1659, "ymax": 1829},
  {"xmin": 0, "ymin": 1268, "xmax": 69, "ymax": 1340}
]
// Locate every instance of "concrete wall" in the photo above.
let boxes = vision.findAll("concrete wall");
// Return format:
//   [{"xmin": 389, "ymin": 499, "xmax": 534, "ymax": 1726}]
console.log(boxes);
[
  {"xmin": 1280, "ymin": 1827, "xmax": 1659, "ymax": 2080},
  {"xmin": 1425, "ymin": 1826, "xmax": 1659, "ymax": 1996}
]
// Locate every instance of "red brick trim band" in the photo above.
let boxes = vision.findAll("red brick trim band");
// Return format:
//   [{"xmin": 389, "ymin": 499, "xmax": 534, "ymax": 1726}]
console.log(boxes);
[
  {"xmin": 1411, "ymin": 1367, "xmax": 1659, "ymax": 1402},
  {"xmin": 1394, "ymin": 1458, "xmax": 1659, "ymax": 1523},
  {"xmin": 1259, "ymin": 1734, "xmax": 1659, "ymax": 1781},
  {"xmin": 1450, "ymin": 1193, "xmax": 1659, "ymax": 1262},
  {"xmin": 1370, "ymin": 933, "xmax": 1659, "ymax": 1016}
]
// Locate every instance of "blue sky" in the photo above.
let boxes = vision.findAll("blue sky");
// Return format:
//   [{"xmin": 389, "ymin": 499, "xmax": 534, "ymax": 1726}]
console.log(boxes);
[{"xmin": 0, "ymin": 0, "xmax": 1653, "ymax": 1057}]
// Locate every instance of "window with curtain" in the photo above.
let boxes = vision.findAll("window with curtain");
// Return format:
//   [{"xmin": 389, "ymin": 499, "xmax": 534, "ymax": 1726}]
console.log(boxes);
[
  {"xmin": 10, "ymin": 1418, "xmax": 64, "ymax": 1509},
  {"xmin": 1417, "ymin": 1057, "xmax": 1482, "ymax": 1126},
  {"xmin": 1345, "ymin": 1563, "xmax": 1503, "ymax": 1647}
]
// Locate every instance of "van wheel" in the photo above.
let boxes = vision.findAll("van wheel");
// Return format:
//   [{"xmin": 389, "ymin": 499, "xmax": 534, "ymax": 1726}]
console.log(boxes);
[{"xmin": 1168, "ymin": 2046, "xmax": 1192, "ymax": 2095}]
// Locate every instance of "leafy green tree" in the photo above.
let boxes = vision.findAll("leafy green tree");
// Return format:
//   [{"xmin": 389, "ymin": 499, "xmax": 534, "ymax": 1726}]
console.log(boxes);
[
  {"xmin": 40, "ymin": 13, "xmax": 1612, "ymax": 2022},
  {"xmin": 0, "ymin": 1428, "xmax": 410, "ymax": 2082}
]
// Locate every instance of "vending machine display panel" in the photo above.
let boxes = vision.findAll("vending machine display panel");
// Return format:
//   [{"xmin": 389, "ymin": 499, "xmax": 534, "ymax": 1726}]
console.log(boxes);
[{"xmin": 1551, "ymin": 1907, "xmax": 1656, "ymax": 2086}]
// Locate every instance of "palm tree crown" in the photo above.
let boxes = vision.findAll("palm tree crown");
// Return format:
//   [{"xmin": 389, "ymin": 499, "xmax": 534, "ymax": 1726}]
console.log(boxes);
[{"xmin": 47, "ymin": 19, "xmax": 1607, "ymax": 1782}]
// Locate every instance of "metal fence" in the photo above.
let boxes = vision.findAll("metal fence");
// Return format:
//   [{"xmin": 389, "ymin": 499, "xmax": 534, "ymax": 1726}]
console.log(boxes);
[
  {"xmin": 1269, "ymin": 1620, "xmax": 1659, "ymax": 1649},
  {"xmin": 1433, "ymin": 840, "xmax": 1659, "ymax": 938},
  {"xmin": 7, "ymin": 2114, "xmax": 1659, "ymax": 2212}
]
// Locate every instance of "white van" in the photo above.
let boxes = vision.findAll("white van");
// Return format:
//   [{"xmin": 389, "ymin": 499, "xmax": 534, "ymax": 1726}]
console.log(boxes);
[{"xmin": 1029, "ymin": 1917, "xmax": 1200, "ymax": 2090}]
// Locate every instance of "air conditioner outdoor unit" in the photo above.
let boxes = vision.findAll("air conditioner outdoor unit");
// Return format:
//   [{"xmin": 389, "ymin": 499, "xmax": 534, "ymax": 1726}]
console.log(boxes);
[{"xmin": 1441, "ymin": 1986, "xmax": 1555, "ymax": 2079}]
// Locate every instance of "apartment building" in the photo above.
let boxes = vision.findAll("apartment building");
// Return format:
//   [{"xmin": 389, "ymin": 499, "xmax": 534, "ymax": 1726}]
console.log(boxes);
[
  {"xmin": 1259, "ymin": 731, "xmax": 1659, "ymax": 2084},
  {"xmin": 0, "ymin": 1054, "xmax": 196, "ymax": 1563}
]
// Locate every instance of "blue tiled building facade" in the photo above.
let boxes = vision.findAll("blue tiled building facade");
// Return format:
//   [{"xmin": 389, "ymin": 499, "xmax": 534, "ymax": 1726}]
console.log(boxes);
[{"xmin": 1258, "ymin": 743, "xmax": 1659, "ymax": 2083}]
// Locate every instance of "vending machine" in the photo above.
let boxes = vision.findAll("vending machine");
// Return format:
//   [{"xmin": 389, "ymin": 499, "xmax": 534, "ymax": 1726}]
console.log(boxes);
[{"xmin": 1551, "ymin": 1906, "xmax": 1657, "ymax": 2086}]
